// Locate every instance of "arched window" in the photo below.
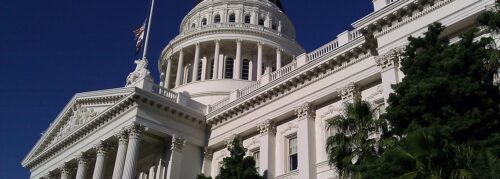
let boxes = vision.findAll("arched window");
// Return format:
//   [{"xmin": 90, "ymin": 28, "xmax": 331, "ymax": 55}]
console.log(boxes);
[
  {"xmin": 242, "ymin": 59, "xmax": 250, "ymax": 80},
  {"xmin": 214, "ymin": 14, "xmax": 221, "ymax": 23},
  {"xmin": 191, "ymin": 23, "xmax": 196, "ymax": 29},
  {"xmin": 225, "ymin": 58, "xmax": 234, "ymax": 79},
  {"xmin": 183, "ymin": 64, "xmax": 193, "ymax": 84},
  {"xmin": 258, "ymin": 17, "xmax": 265, "ymax": 26},
  {"xmin": 272, "ymin": 21, "xmax": 278, "ymax": 30},
  {"xmin": 202, "ymin": 18, "xmax": 207, "ymax": 26},
  {"xmin": 229, "ymin": 13, "xmax": 236, "ymax": 23},
  {"xmin": 197, "ymin": 60, "xmax": 203, "ymax": 80},
  {"xmin": 244, "ymin": 15, "xmax": 251, "ymax": 24}
]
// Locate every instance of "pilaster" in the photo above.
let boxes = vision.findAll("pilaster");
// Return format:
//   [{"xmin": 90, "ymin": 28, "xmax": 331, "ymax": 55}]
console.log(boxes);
[
  {"xmin": 166, "ymin": 136, "xmax": 186, "ymax": 179},
  {"xmin": 258, "ymin": 119, "xmax": 276, "ymax": 179},
  {"xmin": 294, "ymin": 102, "xmax": 316, "ymax": 179},
  {"xmin": 202, "ymin": 147, "xmax": 214, "ymax": 176},
  {"xmin": 336, "ymin": 82, "xmax": 360, "ymax": 103}
]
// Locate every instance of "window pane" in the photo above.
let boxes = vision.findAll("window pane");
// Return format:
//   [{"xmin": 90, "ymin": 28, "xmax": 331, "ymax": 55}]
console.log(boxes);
[
  {"xmin": 253, "ymin": 151, "xmax": 260, "ymax": 171},
  {"xmin": 289, "ymin": 137, "xmax": 297, "ymax": 154},
  {"xmin": 242, "ymin": 59, "xmax": 250, "ymax": 80},
  {"xmin": 245, "ymin": 15, "xmax": 251, "ymax": 24},
  {"xmin": 229, "ymin": 14, "xmax": 236, "ymax": 22},
  {"xmin": 225, "ymin": 58, "xmax": 234, "ymax": 79},
  {"xmin": 290, "ymin": 154, "xmax": 298, "ymax": 171}
]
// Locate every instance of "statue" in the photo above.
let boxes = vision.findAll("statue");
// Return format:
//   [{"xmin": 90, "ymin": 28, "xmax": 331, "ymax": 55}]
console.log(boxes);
[{"xmin": 126, "ymin": 58, "xmax": 152, "ymax": 87}]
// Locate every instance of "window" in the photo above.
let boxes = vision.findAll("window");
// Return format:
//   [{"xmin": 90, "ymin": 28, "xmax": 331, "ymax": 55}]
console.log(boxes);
[
  {"xmin": 242, "ymin": 59, "xmax": 250, "ymax": 80},
  {"xmin": 252, "ymin": 151, "xmax": 260, "ymax": 172},
  {"xmin": 202, "ymin": 18, "xmax": 207, "ymax": 26},
  {"xmin": 197, "ymin": 61, "xmax": 203, "ymax": 81},
  {"xmin": 210, "ymin": 59, "xmax": 214, "ymax": 79},
  {"xmin": 183, "ymin": 64, "xmax": 192, "ymax": 84},
  {"xmin": 191, "ymin": 23, "xmax": 196, "ymax": 29},
  {"xmin": 288, "ymin": 136, "xmax": 298, "ymax": 171},
  {"xmin": 258, "ymin": 17, "xmax": 265, "ymax": 26},
  {"xmin": 225, "ymin": 58, "xmax": 234, "ymax": 79},
  {"xmin": 229, "ymin": 13, "xmax": 236, "ymax": 23},
  {"xmin": 272, "ymin": 21, "xmax": 278, "ymax": 30},
  {"xmin": 214, "ymin": 14, "xmax": 221, "ymax": 23},
  {"xmin": 244, "ymin": 15, "xmax": 251, "ymax": 24}
]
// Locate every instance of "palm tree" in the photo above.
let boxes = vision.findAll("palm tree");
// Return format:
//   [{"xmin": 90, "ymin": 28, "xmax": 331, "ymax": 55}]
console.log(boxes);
[{"xmin": 326, "ymin": 97, "xmax": 384, "ymax": 178}]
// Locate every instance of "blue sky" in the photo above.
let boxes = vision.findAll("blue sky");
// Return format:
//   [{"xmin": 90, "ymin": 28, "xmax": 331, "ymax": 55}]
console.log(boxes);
[{"xmin": 0, "ymin": 0, "xmax": 371, "ymax": 178}]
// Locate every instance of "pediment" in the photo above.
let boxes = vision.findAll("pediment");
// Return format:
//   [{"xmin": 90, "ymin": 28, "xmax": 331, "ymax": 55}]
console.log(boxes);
[{"xmin": 22, "ymin": 87, "xmax": 135, "ymax": 166}]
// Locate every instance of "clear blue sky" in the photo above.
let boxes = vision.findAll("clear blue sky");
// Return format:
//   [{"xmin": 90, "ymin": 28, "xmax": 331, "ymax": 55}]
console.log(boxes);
[{"xmin": 0, "ymin": 0, "xmax": 372, "ymax": 178}]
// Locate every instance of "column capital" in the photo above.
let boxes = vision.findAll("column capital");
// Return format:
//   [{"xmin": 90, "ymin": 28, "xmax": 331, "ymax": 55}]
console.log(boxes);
[
  {"xmin": 276, "ymin": 48, "xmax": 283, "ymax": 52},
  {"xmin": 236, "ymin": 39, "xmax": 243, "ymax": 44},
  {"xmin": 225, "ymin": 134, "xmax": 238, "ymax": 148},
  {"xmin": 214, "ymin": 39, "xmax": 221, "ymax": 44},
  {"xmin": 76, "ymin": 153, "xmax": 91, "ymax": 166},
  {"xmin": 204, "ymin": 147, "xmax": 214, "ymax": 160},
  {"xmin": 258, "ymin": 119, "xmax": 276, "ymax": 136},
  {"xmin": 94, "ymin": 141, "xmax": 112, "ymax": 156},
  {"xmin": 126, "ymin": 122, "xmax": 145, "ymax": 139},
  {"xmin": 195, "ymin": 42, "xmax": 201, "ymax": 47},
  {"xmin": 171, "ymin": 136, "xmax": 186, "ymax": 151},
  {"xmin": 59, "ymin": 162, "xmax": 75, "ymax": 176},
  {"xmin": 375, "ymin": 47, "xmax": 404, "ymax": 72},
  {"xmin": 294, "ymin": 102, "xmax": 315, "ymax": 120},
  {"xmin": 44, "ymin": 171, "xmax": 57, "ymax": 179},
  {"xmin": 257, "ymin": 41, "xmax": 264, "ymax": 47},
  {"xmin": 336, "ymin": 82, "xmax": 360, "ymax": 102},
  {"xmin": 114, "ymin": 129, "xmax": 129, "ymax": 144}
]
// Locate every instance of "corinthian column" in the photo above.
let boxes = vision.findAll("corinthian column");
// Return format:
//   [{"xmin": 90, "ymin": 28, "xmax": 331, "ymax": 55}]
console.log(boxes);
[
  {"xmin": 294, "ymin": 102, "xmax": 317, "ymax": 179},
  {"xmin": 59, "ymin": 163, "xmax": 74, "ymax": 179},
  {"xmin": 111, "ymin": 130, "xmax": 129, "ymax": 179},
  {"xmin": 201, "ymin": 147, "xmax": 213, "ymax": 176},
  {"xmin": 75, "ymin": 154, "xmax": 90, "ymax": 179},
  {"xmin": 122, "ymin": 123, "xmax": 145, "ymax": 179},
  {"xmin": 166, "ymin": 136, "xmax": 186, "ymax": 179},
  {"xmin": 92, "ymin": 141, "xmax": 111, "ymax": 179},
  {"xmin": 258, "ymin": 119, "xmax": 276, "ymax": 179},
  {"xmin": 175, "ymin": 49, "xmax": 185, "ymax": 87}
]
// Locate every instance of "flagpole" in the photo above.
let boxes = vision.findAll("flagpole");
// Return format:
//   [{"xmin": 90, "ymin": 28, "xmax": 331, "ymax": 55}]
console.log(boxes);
[{"xmin": 142, "ymin": 0, "xmax": 155, "ymax": 60}]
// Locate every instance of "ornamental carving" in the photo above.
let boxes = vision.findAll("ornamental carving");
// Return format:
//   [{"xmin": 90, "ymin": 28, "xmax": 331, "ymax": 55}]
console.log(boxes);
[
  {"xmin": 49, "ymin": 104, "xmax": 97, "ymax": 146},
  {"xmin": 204, "ymin": 147, "xmax": 214, "ymax": 160},
  {"xmin": 114, "ymin": 129, "xmax": 129, "ymax": 144},
  {"xmin": 76, "ymin": 153, "xmax": 91, "ymax": 166},
  {"xmin": 94, "ymin": 141, "xmax": 111, "ymax": 156},
  {"xmin": 375, "ymin": 47, "xmax": 404, "ymax": 72},
  {"xmin": 59, "ymin": 163, "xmax": 75, "ymax": 175},
  {"xmin": 127, "ymin": 123, "xmax": 145, "ymax": 139},
  {"xmin": 258, "ymin": 119, "xmax": 276, "ymax": 136},
  {"xmin": 171, "ymin": 136, "xmax": 186, "ymax": 151},
  {"xmin": 225, "ymin": 134, "xmax": 238, "ymax": 148},
  {"xmin": 294, "ymin": 102, "xmax": 315, "ymax": 120},
  {"xmin": 337, "ymin": 82, "xmax": 359, "ymax": 102},
  {"xmin": 126, "ymin": 58, "xmax": 152, "ymax": 87}
]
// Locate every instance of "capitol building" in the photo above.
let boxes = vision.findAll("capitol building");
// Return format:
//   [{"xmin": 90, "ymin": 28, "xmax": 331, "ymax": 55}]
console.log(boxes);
[{"xmin": 22, "ymin": 0, "xmax": 496, "ymax": 178}]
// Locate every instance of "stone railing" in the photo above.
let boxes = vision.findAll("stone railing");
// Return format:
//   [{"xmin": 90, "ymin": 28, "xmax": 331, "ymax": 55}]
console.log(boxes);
[
  {"xmin": 152, "ymin": 84, "xmax": 178, "ymax": 102},
  {"xmin": 206, "ymin": 30, "xmax": 364, "ymax": 114}
]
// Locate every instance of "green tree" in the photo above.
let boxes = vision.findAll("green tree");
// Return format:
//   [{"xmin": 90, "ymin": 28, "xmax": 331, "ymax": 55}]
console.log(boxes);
[
  {"xmin": 358, "ymin": 21, "xmax": 500, "ymax": 179},
  {"xmin": 325, "ymin": 97, "xmax": 386, "ymax": 178},
  {"xmin": 198, "ymin": 138, "xmax": 262, "ymax": 179}
]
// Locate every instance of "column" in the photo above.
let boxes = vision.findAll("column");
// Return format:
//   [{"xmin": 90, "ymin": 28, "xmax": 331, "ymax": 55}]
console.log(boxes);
[
  {"xmin": 159, "ymin": 72, "xmax": 165, "ymax": 87},
  {"xmin": 60, "ymin": 163, "xmax": 73, "ymax": 179},
  {"xmin": 212, "ymin": 40, "xmax": 220, "ymax": 79},
  {"xmin": 375, "ymin": 48, "xmax": 401, "ymax": 106},
  {"xmin": 276, "ymin": 48, "xmax": 282, "ymax": 70},
  {"xmin": 164, "ymin": 58, "xmax": 172, "ymax": 89},
  {"xmin": 257, "ymin": 42, "xmax": 263, "ymax": 80},
  {"xmin": 192, "ymin": 43, "xmax": 201, "ymax": 82},
  {"xmin": 234, "ymin": 39, "xmax": 242, "ymax": 79},
  {"xmin": 122, "ymin": 123, "xmax": 145, "ymax": 179},
  {"xmin": 201, "ymin": 57, "xmax": 208, "ymax": 81},
  {"xmin": 294, "ymin": 102, "xmax": 317, "ymax": 179},
  {"xmin": 166, "ymin": 136, "xmax": 186, "ymax": 179},
  {"xmin": 175, "ymin": 49, "xmax": 185, "ymax": 87},
  {"xmin": 148, "ymin": 166, "xmax": 156, "ymax": 179},
  {"xmin": 111, "ymin": 130, "xmax": 129, "ymax": 179},
  {"xmin": 258, "ymin": 120, "xmax": 276, "ymax": 179},
  {"xmin": 75, "ymin": 154, "xmax": 90, "ymax": 179},
  {"xmin": 201, "ymin": 148, "xmax": 213, "ymax": 176},
  {"xmin": 92, "ymin": 141, "xmax": 110, "ymax": 179}
]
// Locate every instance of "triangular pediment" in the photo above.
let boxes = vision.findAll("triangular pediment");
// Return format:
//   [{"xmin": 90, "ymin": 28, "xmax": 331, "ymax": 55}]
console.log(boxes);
[{"xmin": 22, "ymin": 87, "xmax": 135, "ymax": 166}]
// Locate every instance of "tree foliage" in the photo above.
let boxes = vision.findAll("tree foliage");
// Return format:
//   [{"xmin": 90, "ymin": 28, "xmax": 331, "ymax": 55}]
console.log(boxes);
[
  {"xmin": 198, "ymin": 138, "xmax": 262, "ymax": 179},
  {"xmin": 326, "ymin": 97, "xmax": 387, "ymax": 178},
  {"xmin": 357, "ymin": 19, "xmax": 500, "ymax": 179}
]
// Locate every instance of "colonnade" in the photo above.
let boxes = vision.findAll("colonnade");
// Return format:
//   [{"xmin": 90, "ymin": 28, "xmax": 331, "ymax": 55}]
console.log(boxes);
[
  {"xmin": 41, "ymin": 123, "xmax": 186, "ymax": 179},
  {"xmin": 162, "ymin": 40, "xmax": 289, "ymax": 89}
]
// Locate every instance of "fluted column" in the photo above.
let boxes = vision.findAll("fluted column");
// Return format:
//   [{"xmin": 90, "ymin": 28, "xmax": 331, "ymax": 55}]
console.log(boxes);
[
  {"xmin": 175, "ymin": 49, "xmax": 185, "ymax": 87},
  {"xmin": 166, "ymin": 136, "xmax": 186, "ymax": 179},
  {"xmin": 276, "ymin": 48, "xmax": 282, "ymax": 70},
  {"xmin": 234, "ymin": 39, "xmax": 242, "ymax": 79},
  {"xmin": 75, "ymin": 154, "xmax": 90, "ymax": 179},
  {"xmin": 192, "ymin": 43, "xmax": 201, "ymax": 82},
  {"xmin": 60, "ymin": 163, "xmax": 74, "ymax": 179},
  {"xmin": 92, "ymin": 141, "xmax": 110, "ymax": 179},
  {"xmin": 148, "ymin": 166, "xmax": 156, "ymax": 179},
  {"xmin": 164, "ymin": 57, "xmax": 173, "ymax": 89},
  {"xmin": 111, "ymin": 130, "xmax": 129, "ymax": 179},
  {"xmin": 212, "ymin": 40, "xmax": 220, "ymax": 79},
  {"xmin": 258, "ymin": 120, "xmax": 276, "ymax": 179},
  {"xmin": 257, "ymin": 42, "xmax": 263, "ymax": 80},
  {"xmin": 294, "ymin": 102, "xmax": 317, "ymax": 179},
  {"xmin": 122, "ymin": 123, "xmax": 145, "ymax": 179},
  {"xmin": 201, "ymin": 148, "xmax": 213, "ymax": 176}
]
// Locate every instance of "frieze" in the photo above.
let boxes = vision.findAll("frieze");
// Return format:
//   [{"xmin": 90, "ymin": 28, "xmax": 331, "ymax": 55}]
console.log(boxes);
[{"xmin": 48, "ymin": 104, "xmax": 98, "ymax": 146}]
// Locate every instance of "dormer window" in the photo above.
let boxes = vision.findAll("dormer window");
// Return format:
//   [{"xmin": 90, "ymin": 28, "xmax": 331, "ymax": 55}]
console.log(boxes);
[
  {"xmin": 214, "ymin": 14, "xmax": 221, "ymax": 23},
  {"xmin": 229, "ymin": 13, "xmax": 236, "ymax": 23}
]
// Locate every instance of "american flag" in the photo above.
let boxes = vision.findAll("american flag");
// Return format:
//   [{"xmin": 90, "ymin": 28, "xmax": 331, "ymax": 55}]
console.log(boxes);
[{"xmin": 133, "ymin": 21, "xmax": 146, "ymax": 53}]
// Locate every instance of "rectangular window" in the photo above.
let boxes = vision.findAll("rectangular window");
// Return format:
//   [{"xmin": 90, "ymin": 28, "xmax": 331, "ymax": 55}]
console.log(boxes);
[
  {"xmin": 288, "ymin": 136, "xmax": 298, "ymax": 171},
  {"xmin": 252, "ymin": 150, "xmax": 260, "ymax": 172}
]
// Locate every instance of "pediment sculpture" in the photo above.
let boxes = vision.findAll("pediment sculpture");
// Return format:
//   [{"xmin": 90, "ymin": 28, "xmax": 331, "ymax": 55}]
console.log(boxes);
[{"xmin": 49, "ymin": 104, "xmax": 98, "ymax": 146}]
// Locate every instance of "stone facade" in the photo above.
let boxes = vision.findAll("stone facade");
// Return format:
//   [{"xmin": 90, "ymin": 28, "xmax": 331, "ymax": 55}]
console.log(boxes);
[{"xmin": 22, "ymin": 0, "xmax": 496, "ymax": 178}]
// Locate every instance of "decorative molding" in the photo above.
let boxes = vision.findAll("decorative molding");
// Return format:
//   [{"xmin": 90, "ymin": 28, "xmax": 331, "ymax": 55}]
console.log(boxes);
[
  {"xmin": 127, "ymin": 122, "xmax": 146, "ymax": 140},
  {"xmin": 94, "ymin": 141, "xmax": 111, "ymax": 156},
  {"xmin": 258, "ymin": 119, "xmax": 276, "ymax": 136},
  {"xmin": 49, "ymin": 104, "xmax": 98, "ymax": 146},
  {"xmin": 294, "ymin": 102, "xmax": 315, "ymax": 120},
  {"xmin": 336, "ymin": 82, "xmax": 359, "ymax": 102},
  {"xmin": 59, "ymin": 162, "xmax": 75, "ymax": 175},
  {"xmin": 375, "ymin": 46, "xmax": 404, "ymax": 72},
  {"xmin": 204, "ymin": 147, "xmax": 214, "ymax": 160},
  {"xmin": 114, "ymin": 129, "xmax": 129, "ymax": 144},
  {"xmin": 76, "ymin": 153, "xmax": 91, "ymax": 166},
  {"xmin": 319, "ymin": 105, "xmax": 343, "ymax": 120},
  {"xmin": 171, "ymin": 136, "xmax": 186, "ymax": 151}
]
